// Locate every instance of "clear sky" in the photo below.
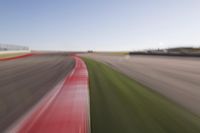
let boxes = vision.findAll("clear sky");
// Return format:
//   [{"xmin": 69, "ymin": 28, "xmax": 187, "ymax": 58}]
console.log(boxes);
[{"xmin": 0, "ymin": 0, "xmax": 200, "ymax": 51}]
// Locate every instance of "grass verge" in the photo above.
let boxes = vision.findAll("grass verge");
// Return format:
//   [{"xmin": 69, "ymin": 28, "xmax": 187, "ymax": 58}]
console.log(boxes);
[
  {"xmin": 83, "ymin": 57, "xmax": 200, "ymax": 133},
  {"xmin": 0, "ymin": 53, "xmax": 27, "ymax": 59}
]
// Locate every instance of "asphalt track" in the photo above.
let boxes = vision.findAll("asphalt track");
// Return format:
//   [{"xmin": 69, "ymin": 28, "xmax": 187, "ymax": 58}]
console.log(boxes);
[
  {"xmin": 9, "ymin": 56, "xmax": 89, "ymax": 133},
  {"xmin": 0, "ymin": 53, "xmax": 74, "ymax": 132},
  {"xmin": 85, "ymin": 54, "xmax": 200, "ymax": 116}
]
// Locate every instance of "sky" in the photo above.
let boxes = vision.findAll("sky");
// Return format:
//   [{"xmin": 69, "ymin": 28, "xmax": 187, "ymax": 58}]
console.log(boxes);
[{"xmin": 0, "ymin": 0, "xmax": 200, "ymax": 51}]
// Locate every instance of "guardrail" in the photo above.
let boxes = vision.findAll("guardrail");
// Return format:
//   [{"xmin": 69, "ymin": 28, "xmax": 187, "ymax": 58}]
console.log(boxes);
[{"xmin": 0, "ymin": 44, "xmax": 29, "ymax": 51}]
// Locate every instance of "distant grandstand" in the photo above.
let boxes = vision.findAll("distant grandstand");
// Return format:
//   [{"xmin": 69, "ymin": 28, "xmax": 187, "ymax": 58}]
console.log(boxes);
[{"xmin": 0, "ymin": 44, "xmax": 29, "ymax": 51}]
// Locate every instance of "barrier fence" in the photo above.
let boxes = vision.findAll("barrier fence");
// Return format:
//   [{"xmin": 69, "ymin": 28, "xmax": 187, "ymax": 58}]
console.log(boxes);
[{"xmin": 0, "ymin": 44, "xmax": 29, "ymax": 51}]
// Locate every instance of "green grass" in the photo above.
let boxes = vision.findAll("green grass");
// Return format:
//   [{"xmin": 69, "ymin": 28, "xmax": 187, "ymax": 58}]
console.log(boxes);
[
  {"xmin": 83, "ymin": 57, "xmax": 200, "ymax": 133},
  {"xmin": 0, "ymin": 53, "xmax": 26, "ymax": 59}
]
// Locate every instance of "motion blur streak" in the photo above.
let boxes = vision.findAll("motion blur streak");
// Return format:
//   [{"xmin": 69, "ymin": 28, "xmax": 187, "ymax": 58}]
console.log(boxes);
[
  {"xmin": 0, "ymin": 54, "xmax": 74, "ymax": 132},
  {"xmin": 85, "ymin": 54, "xmax": 200, "ymax": 116},
  {"xmin": 0, "ymin": 53, "xmax": 33, "ymax": 61},
  {"xmin": 10, "ymin": 56, "xmax": 89, "ymax": 133}
]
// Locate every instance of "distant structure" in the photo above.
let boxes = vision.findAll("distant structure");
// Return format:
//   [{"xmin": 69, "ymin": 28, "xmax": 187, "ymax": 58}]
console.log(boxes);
[
  {"xmin": 129, "ymin": 47, "xmax": 200, "ymax": 57},
  {"xmin": 87, "ymin": 50, "xmax": 93, "ymax": 53},
  {"xmin": 0, "ymin": 44, "xmax": 29, "ymax": 51}
]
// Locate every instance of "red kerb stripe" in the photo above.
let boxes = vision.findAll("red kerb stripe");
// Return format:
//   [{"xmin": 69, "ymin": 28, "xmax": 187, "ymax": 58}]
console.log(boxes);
[
  {"xmin": 0, "ymin": 53, "xmax": 33, "ymax": 61},
  {"xmin": 8, "ymin": 56, "xmax": 90, "ymax": 133}
]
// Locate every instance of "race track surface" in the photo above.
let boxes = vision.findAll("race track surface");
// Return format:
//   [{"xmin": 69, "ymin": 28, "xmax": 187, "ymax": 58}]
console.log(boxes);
[
  {"xmin": 0, "ymin": 53, "xmax": 74, "ymax": 132},
  {"xmin": 85, "ymin": 54, "xmax": 200, "ymax": 116}
]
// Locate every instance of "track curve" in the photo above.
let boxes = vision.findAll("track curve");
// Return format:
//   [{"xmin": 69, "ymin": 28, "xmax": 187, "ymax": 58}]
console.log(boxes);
[
  {"xmin": 8, "ymin": 56, "xmax": 89, "ymax": 133},
  {"xmin": 0, "ymin": 53, "xmax": 74, "ymax": 132}
]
